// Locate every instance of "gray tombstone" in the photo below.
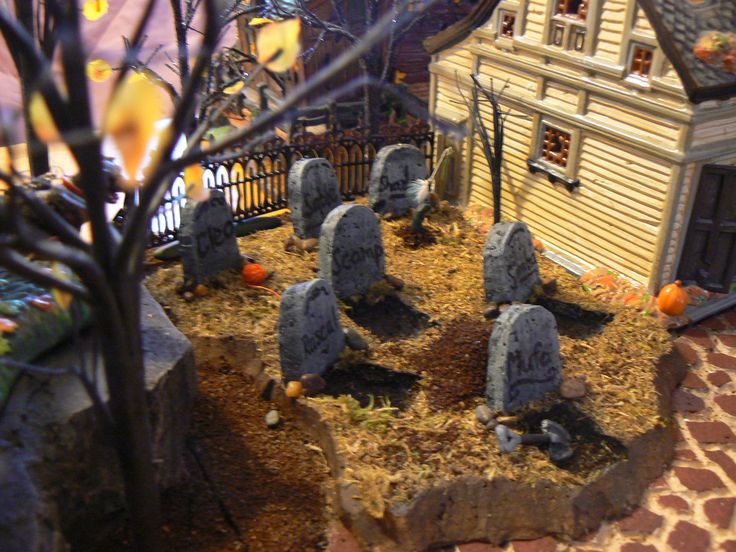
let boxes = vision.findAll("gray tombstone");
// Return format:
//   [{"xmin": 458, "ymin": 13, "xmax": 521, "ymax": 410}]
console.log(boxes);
[
  {"xmin": 288, "ymin": 158, "xmax": 342, "ymax": 239},
  {"xmin": 179, "ymin": 190, "xmax": 242, "ymax": 284},
  {"xmin": 486, "ymin": 304, "xmax": 562, "ymax": 413},
  {"xmin": 483, "ymin": 221, "xmax": 541, "ymax": 304},
  {"xmin": 369, "ymin": 144, "xmax": 428, "ymax": 216},
  {"xmin": 319, "ymin": 204, "xmax": 385, "ymax": 299},
  {"xmin": 278, "ymin": 279, "xmax": 345, "ymax": 381}
]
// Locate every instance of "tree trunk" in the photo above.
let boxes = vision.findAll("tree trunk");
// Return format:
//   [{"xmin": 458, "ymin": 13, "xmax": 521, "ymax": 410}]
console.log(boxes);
[
  {"xmin": 97, "ymin": 280, "xmax": 161, "ymax": 551},
  {"xmin": 14, "ymin": 0, "xmax": 49, "ymax": 176}
]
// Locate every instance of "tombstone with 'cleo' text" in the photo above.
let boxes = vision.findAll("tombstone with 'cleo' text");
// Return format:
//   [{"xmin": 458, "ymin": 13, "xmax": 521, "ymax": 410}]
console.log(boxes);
[
  {"xmin": 278, "ymin": 278, "xmax": 345, "ymax": 381},
  {"xmin": 179, "ymin": 190, "xmax": 242, "ymax": 284}
]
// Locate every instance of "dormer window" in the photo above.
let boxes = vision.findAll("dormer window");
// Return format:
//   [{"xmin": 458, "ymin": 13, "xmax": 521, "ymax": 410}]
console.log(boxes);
[
  {"xmin": 557, "ymin": 0, "xmax": 588, "ymax": 20},
  {"xmin": 628, "ymin": 44, "xmax": 654, "ymax": 78},
  {"xmin": 549, "ymin": 0, "xmax": 590, "ymax": 53},
  {"xmin": 499, "ymin": 11, "xmax": 516, "ymax": 38}
]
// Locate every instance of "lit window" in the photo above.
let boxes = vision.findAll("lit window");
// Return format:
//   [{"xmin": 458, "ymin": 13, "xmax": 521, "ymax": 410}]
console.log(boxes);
[
  {"xmin": 499, "ymin": 11, "xmax": 516, "ymax": 38},
  {"xmin": 557, "ymin": 0, "xmax": 588, "ymax": 20},
  {"xmin": 541, "ymin": 126, "xmax": 571, "ymax": 168},
  {"xmin": 629, "ymin": 45, "xmax": 654, "ymax": 78}
]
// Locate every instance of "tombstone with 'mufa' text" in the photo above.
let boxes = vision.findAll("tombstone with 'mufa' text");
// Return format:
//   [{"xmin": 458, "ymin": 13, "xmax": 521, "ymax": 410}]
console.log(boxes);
[
  {"xmin": 179, "ymin": 190, "xmax": 242, "ymax": 284},
  {"xmin": 278, "ymin": 278, "xmax": 345, "ymax": 381},
  {"xmin": 369, "ymin": 144, "xmax": 428, "ymax": 216},
  {"xmin": 319, "ymin": 204, "xmax": 385, "ymax": 299},
  {"xmin": 486, "ymin": 304, "xmax": 562, "ymax": 413},
  {"xmin": 288, "ymin": 158, "xmax": 342, "ymax": 239}
]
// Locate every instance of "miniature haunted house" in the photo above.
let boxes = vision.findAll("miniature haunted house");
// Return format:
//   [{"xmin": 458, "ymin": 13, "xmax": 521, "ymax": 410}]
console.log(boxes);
[{"xmin": 426, "ymin": 0, "xmax": 736, "ymax": 297}]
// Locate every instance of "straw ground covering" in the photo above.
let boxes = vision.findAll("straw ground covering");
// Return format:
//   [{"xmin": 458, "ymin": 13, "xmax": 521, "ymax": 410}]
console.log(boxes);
[{"xmin": 145, "ymin": 200, "xmax": 672, "ymax": 519}]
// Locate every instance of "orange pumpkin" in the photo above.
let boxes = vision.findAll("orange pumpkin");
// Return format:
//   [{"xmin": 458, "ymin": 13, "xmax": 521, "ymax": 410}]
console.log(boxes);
[
  {"xmin": 657, "ymin": 280, "xmax": 689, "ymax": 317},
  {"xmin": 285, "ymin": 380, "xmax": 303, "ymax": 398},
  {"xmin": 242, "ymin": 262, "xmax": 267, "ymax": 285}
]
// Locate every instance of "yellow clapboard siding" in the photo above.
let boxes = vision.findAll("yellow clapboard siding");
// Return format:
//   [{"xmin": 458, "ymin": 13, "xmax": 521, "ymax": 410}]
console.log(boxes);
[
  {"xmin": 586, "ymin": 97, "xmax": 680, "ymax": 146},
  {"xmin": 543, "ymin": 81, "xmax": 579, "ymax": 113},
  {"xmin": 469, "ymin": 145, "xmax": 663, "ymax": 243},
  {"xmin": 524, "ymin": 0, "xmax": 548, "ymax": 43},
  {"xmin": 691, "ymin": 116, "xmax": 736, "ymax": 146},
  {"xmin": 633, "ymin": 6, "xmax": 656, "ymax": 36},
  {"xmin": 470, "ymin": 149, "xmax": 665, "ymax": 239},
  {"xmin": 469, "ymin": 175, "xmax": 655, "ymax": 278}
]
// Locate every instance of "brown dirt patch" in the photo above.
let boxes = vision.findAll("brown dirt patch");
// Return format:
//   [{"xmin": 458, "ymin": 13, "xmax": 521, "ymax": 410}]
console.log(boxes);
[
  {"xmin": 413, "ymin": 316, "xmax": 494, "ymax": 411},
  {"xmin": 107, "ymin": 353, "xmax": 330, "ymax": 552}
]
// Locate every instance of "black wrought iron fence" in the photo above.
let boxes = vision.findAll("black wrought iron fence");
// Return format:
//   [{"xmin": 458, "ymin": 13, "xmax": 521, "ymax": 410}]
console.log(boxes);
[{"xmin": 149, "ymin": 124, "xmax": 434, "ymax": 246}]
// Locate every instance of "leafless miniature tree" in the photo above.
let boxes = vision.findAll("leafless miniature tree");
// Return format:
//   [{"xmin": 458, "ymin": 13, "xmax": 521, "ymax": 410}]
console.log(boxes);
[
  {"xmin": 0, "ymin": 0, "xmax": 430, "ymax": 549},
  {"xmin": 458, "ymin": 73, "xmax": 510, "ymax": 225}
]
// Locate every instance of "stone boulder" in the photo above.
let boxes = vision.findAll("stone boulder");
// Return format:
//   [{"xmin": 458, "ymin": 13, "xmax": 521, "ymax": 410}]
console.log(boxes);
[{"xmin": 0, "ymin": 288, "xmax": 196, "ymax": 551}]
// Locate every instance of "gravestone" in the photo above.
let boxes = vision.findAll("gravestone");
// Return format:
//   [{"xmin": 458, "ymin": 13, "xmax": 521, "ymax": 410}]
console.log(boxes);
[
  {"xmin": 319, "ymin": 204, "xmax": 385, "ymax": 298},
  {"xmin": 483, "ymin": 222, "xmax": 541, "ymax": 304},
  {"xmin": 486, "ymin": 304, "xmax": 562, "ymax": 413},
  {"xmin": 278, "ymin": 279, "xmax": 345, "ymax": 381},
  {"xmin": 288, "ymin": 158, "xmax": 342, "ymax": 239},
  {"xmin": 179, "ymin": 190, "xmax": 242, "ymax": 284},
  {"xmin": 369, "ymin": 144, "xmax": 428, "ymax": 216}
]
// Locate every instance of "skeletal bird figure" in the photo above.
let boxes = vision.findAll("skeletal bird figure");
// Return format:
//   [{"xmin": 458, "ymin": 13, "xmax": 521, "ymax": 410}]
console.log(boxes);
[{"xmin": 409, "ymin": 147, "xmax": 453, "ymax": 233}]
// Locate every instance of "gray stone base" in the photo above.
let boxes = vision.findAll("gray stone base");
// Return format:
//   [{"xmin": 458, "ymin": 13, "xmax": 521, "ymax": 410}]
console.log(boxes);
[{"xmin": 0, "ymin": 288, "xmax": 196, "ymax": 551}]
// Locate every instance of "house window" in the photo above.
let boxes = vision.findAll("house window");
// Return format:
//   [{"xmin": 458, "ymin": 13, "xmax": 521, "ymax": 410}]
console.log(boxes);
[
  {"xmin": 551, "ymin": 23, "xmax": 565, "ymax": 46},
  {"xmin": 541, "ymin": 126, "xmax": 571, "ymax": 168},
  {"xmin": 557, "ymin": 0, "xmax": 588, "ymax": 20},
  {"xmin": 499, "ymin": 11, "xmax": 516, "ymax": 38},
  {"xmin": 572, "ymin": 28, "xmax": 586, "ymax": 51},
  {"xmin": 629, "ymin": 45, "xmax": 654, "ymax": 78}
]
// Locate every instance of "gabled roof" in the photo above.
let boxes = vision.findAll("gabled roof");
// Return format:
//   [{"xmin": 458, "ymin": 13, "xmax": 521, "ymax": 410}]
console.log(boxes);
[
  {"xmin": 424, "ymin": 0, "xmax": 736, "ymax": 104},
  {"xmin": 638, "ymin": 0, "xmax": 736, "ymax": 103}
]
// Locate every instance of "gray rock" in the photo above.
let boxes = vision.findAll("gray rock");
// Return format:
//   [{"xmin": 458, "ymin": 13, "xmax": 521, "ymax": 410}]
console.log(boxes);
[
  {"xmin": 319, "ymin": 204, "xmax": 385, "ymax": 298},
  {"xmin": 278, "ymin": 279, "xmax": 345, "ymax": 381},
  {"xmin": 344, "ymin": 328, "xmax": 369, "ymax": 351},
  {"xmin": 474, "ymin": 404, "xmax": 493, "ymax": 425},
  {"xmin": 560, "ymin": 377, "xmax": 587, "ymax": 399},
  {"xmin": 179, "ymin": 190, "xmax": 242, "ymax": 284},
  {"xmin": 369, "ymin": 144, "xmax": 428, "ymax": 216},
  {"xmin": 288, "ymin": 158, "xmax": 342, "ymax": 239},
  {"xmin": 265, "ymin": 410, "xmax": 281, "ymax": 428},
  {"xmin": 486, "ymin": 304, "xmax": 562, "ymax": 413},
  {"xmin": 483, "ymin": 222, "xmax": 541, "ymax": 304},
  {"xmin": 0, "ymin": 288, "xmax": 195, "ymax": 551}
]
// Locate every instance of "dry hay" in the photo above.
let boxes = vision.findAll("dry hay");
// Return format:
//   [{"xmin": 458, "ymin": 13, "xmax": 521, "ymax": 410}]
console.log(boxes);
[{"xmin": 145, "ymin": 200, "xmax": 672, "ymax": 517}]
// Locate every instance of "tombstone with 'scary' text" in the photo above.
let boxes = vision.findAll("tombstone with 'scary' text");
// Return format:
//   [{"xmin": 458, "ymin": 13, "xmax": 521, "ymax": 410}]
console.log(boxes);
[
  {"xmin": 369, "ymin": 144, "xmax": 428, "ymax": 216},
  {"xmin": 483, "ymin": 221, "xmax": 541, "ymax": 304},
  {"xmin": 288, "ymin": 158, "xmax": 342, "ymax": 239},
  {"xmin": 319, "ymin": 204, "xmax": 385, "ymax": 299},
  {"xmin": 278, "ymin": 279, "xmax": 345, "ymax": 381},
  {"xmin": 179, "ymin": 190, "xmax": 242, "ymax": 284},
  {"xmin": 486, "ymin": 304, "xmax": 561, "ymax": 413}
]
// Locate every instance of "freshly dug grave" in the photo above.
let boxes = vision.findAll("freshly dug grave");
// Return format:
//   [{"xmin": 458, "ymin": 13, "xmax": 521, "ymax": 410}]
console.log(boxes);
[{"xmin": 146, "ymin": 201, "xmax": 687, "ymax": 550}]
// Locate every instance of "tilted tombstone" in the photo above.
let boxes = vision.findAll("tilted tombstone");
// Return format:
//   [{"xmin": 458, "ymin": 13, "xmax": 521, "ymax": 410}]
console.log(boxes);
[
  {"xmin": 483, "ymin": 221, "xmax": 541, "ymax": 304},
  {"xmin": 369, "ymin": 144, "xmax": 428, "ymax": 216},
  {"xmin": 288, "ymin": 158, "xmax": 342, "ymax": 239},
  {"xmin": 319, "ymin": 204, "xmax": 385, "ymax": 299},
  {"xmin": 278, "ymin": 278, "xmax": 345, "ymax": 381},
  {"xmin": 486, "ymin": 304, "xmax": 562, "ymax": 413},
  {"xmin": 179, "ymin": 190, "xmax": 242, "ymax": 284}
]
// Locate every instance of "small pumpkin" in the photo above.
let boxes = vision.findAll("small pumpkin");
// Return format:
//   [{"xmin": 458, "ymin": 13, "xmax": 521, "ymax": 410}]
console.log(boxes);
[
  {"xmin": 657, "ymin": 280, "xmax": 689, "ymax": 317},
  {"xmin": 285, "ymin": 380, "xmax": 303, "ymax": 398},
  {"xmin": 242, "ymin": 262, "xmax": 267, "ymax": 285}
]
